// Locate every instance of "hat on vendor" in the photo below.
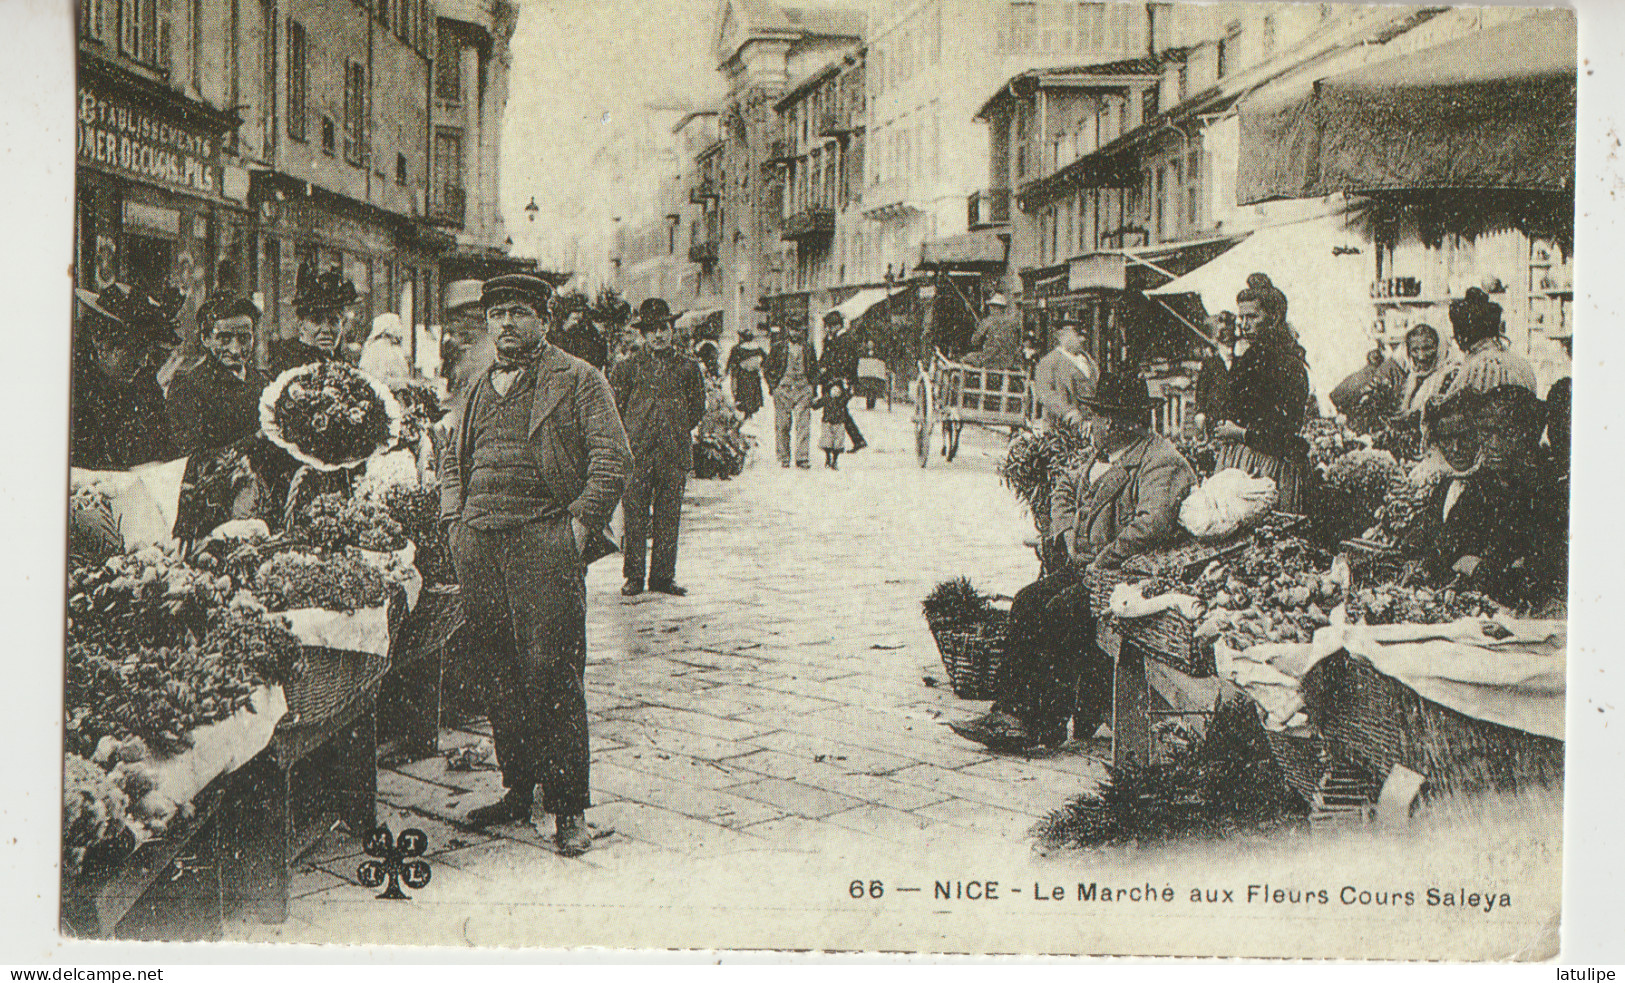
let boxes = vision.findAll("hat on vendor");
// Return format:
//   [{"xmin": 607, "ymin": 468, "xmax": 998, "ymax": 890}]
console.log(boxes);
[
  {"xmin": 76, "ymin": 282, "xmax": 183, "ymax": 345},
  {"xmin": 1081, "ymin": 371, "xmax": 1157, "ymax": 416},
  {"xmin": 481, "ymin": 273, "xmax": 553, "ymax": 315},
  {"xmin": 445, "ymin": 279, "xmax": 486, "ymax": 316},
  {"xmin": 292, "ymin": 262, "xmax": 359, "ymax": 318},
  {"xmin": 987, "ymin": 293, "xmax": 1009, "ymax": 308},
  {"xmin": 633, "ymin": 297, "xmax": 677, "ymax": 332}
]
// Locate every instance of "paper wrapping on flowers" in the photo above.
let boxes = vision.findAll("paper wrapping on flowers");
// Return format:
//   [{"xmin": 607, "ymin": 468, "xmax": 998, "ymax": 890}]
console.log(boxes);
[
  {"xmin": 279, "ymin": 603, "xmax": 394, "ymax": 657},
  {"xmin": 121, "ymin": 685, "xmax": 288, "ymax": 843},
  {"xmin": 1214, "ymin": 638, "xmax": 1319, "ymax": 733},
  {"xmin": 259, "ymin": 362, "xmax": 404, "ymax": 472},
  {"xmin": 1308, "ymin": 619, "xmax": 1565, "ymax": 740},
  {"xmin": 359, "ymin": 540, "xmax": 421, "ymax": 611},
  {"xmin": 1107, "ymin": 583, "xmax": 1204, "ymax": 621},
  {"xmin": 71, "ymin": 458, "xmax": 189, "ymax": 549}
]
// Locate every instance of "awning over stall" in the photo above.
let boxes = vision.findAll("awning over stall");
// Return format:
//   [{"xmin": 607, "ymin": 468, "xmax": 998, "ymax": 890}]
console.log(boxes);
[
  {"xmin": 1236, "ymin": 9, "xmax": 1577, "ymax": 205},
  {"xmin": 830, "ymin": 287, "xmax": 892, "ymax": 323}
]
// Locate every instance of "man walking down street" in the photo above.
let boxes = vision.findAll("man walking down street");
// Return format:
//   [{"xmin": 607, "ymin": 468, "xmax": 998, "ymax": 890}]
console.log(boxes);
[
  {"xmin": 820, "ymin": 310, "xmax": 868, "ymax": 452},
  {"xmin": 765, "ymin": 318, "xmax": 819, "ymax": 468},
  {"xmin": 609, "ymin": 298, "xmax": 707, "ymax": 597},
  {"xmin": 439, "ymin": 273, "xmax": 632, "ymax": 856}
]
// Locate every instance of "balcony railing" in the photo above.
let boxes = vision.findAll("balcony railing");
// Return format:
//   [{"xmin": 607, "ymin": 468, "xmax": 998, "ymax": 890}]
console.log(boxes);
[
  {"xmin": 428, "ymin": 184, "xmax": 466, "ymax": 227},
  {"xmin": 781, "ymin": 206, "xmax": 835, "ymax": 244},
  {"xmin": 967, "ymin": 189, "xmax": 1011, "ymax": 229},
  {"xmin": 818, "ymin": 108, "xmax": 853, "ymax": 138}
]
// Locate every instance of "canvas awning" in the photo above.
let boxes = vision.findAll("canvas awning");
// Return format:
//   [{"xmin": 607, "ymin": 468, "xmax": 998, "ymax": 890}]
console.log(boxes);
[
  {"xmin": 1236, "ymin": 9, "xmax": 1577, "ymax": 206},
  {"xmin": 674, "ymin": 308, "xmax": 723, "ymax": 332},
  {"xmin": 830, "ymin": 287, "xmax": 891, "ymax": 323}
]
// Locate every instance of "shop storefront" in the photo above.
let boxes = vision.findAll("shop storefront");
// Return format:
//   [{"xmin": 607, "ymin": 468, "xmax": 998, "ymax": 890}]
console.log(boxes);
[
  {"xmin": 75, "ymin": 56, "xmax": 241, "ymax": 342},
  {"xmin": 250, "ymin": 172, "xmax": 442, "ymax": 370}
]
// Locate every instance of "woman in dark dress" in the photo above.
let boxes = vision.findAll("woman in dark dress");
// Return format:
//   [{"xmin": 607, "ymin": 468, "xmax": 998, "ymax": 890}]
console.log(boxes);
[
  {"xmin": 1212, "ymin": 273, "xmax": 1313, "ymax": 512},
  {"xmin": 725, "ymin": 328, "xmax": 767, "ymax": 420}
]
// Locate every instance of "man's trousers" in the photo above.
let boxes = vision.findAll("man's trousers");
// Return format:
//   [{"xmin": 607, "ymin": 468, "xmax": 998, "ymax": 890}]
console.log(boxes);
[
  {"xmin": 990, "ymin": 565, "xmax": 1114, "ymax": 740},
  {"xmin": 451, "ymin": 516, "xmax": 590, "ymax": 815},
  {"xmin": 773, "ymin": 384, "xmax": 813, "ymax": 465},
  {"xmin": 622, "ymin": 458, "xmax": 687, "ymax": 587}
]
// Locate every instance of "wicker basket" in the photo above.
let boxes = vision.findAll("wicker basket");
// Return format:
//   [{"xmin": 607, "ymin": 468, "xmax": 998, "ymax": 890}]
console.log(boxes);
[
  {"xmin": 1263, "ymin": 729, "xmax": 1330, "ymax": 807},
  {"xmin": 929, "ymin": 612, "xmax": 1010, "ymax": 701},
  {"xmin": 390, "ymin": 585, "xmax": 465, "ymax": 667},
  {"xmin": 1302, "ymin": 651, "xmax": 1564, "ymax": 798},
  {"xmin": 1085, "ymin": 566, "xmax": 1215, "ymax": 677},
  {"xmin": 280, "ymin": 646, "xmax": 391, "ymax": 731}
]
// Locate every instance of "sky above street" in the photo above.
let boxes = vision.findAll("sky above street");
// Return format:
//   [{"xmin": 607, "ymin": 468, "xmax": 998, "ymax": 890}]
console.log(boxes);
[{"xmin": 500, "ymin": 0, "xmax": 723, "ymax": 267}]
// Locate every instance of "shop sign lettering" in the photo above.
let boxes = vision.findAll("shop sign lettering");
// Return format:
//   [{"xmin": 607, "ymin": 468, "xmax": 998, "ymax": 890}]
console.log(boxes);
[{"xmin": 77, "ymin": 84, "xmax": 219, "ymax": 194}]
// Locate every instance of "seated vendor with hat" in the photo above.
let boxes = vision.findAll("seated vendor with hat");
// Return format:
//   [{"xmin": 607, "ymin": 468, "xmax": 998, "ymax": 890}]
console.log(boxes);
[
  {"xmin": 72, "ymin": 283, "xmax": 182, "ymax": 470},
  {"xmin": 952, "ymin": 371, "xmax": 1197, "ymax": 751},
  {"xmin": 268, "ymin": 262, "xmax": 358, "ymax": 377}
]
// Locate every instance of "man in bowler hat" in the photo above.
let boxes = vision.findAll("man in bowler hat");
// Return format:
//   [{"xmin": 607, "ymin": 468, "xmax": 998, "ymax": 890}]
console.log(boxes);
[
  {"xmin": 951, "ymin": 371, "xmax": 1196, "ymax": 751},
  {"xmin": 439, "ymin": 273, "xmax": 632, "ymax": 854},
  {"xmin": 72, "ymin": 283, "xmax": 181, "ymax": 469},
  {"xmin": 608, "ymin": 298, "xmax": 707, "ymax": 597}
]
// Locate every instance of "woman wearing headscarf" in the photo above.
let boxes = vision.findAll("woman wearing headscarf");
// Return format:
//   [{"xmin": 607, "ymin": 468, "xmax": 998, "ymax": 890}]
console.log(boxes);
[
  {"xmin": 1439, "ymin": 287, "xmax": 1537, "ymax": 399},
  {"xmin": 1211, "ymin": 274, "xmax": 1312, "ymax": 512},
  {"xmin": 359, "ymin": 312, "xmax": 413, "ymax": 384}
]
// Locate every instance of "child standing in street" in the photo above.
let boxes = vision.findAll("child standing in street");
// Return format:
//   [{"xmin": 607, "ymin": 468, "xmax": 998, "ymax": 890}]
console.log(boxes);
[{"xmin": 813, "ymin": 380, "xmax": 850, "ymax": 469}]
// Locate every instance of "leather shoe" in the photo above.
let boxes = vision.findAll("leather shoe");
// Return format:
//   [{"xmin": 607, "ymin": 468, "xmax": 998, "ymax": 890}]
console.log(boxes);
[
  {"xmin": 461, "ymin": 790, "xmax": 533, "ymax": 829},
  {"xmin": 555, "ymin": 813, "xmax": 592, "ymax": 857},
  {"xmin": 649, "ymin": 581, "xmax": 688, "ymax": 596},
  {"xmin": 850, "ymin": 440, "xmax": 867, "ymax": 452},
  {"xmin": 621, "ymin": 580, "xmax": 644, "ymax": 596},
  {"xmin": 795, "ymin": 461, "xmax": 811, "ymax": 469},
  {"xmin": 949, "ymin": 711, "xmax": 1037, "ymax": 752}
]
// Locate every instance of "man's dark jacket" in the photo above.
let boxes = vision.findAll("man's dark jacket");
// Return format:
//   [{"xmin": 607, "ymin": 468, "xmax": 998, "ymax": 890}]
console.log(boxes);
[
  {"xmin": 551, "ymin": 323, "xmax": 610, "ymax": 373},
  {"xmin": 608, "ymin": 347, "xmax": 707, "ymax": 471},
  {"xmin": 164, "ymin": 355, "xmax": 270, "ymax": 458},
  {"xmin": 71, "ymin": 355, "xmax": 176, "ymax": 469},
  {"xmin": 763, "ymin": 338, "xmax": 819, "ymax": 391}
]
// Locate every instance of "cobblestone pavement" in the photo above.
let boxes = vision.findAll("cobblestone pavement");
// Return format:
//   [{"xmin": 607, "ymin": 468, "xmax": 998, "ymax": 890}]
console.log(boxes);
[{"xmin": 236, "ymin": 405, "xmax": 1111, "ymax": 943}]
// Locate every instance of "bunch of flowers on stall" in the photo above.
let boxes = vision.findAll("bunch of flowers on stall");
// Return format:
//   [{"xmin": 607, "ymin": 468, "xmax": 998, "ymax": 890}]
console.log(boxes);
[
  {"xmin": 261, "ymin": 361, "xmax": 403, "ymax": 470},
  {"xmin": 63, "ymin": 753, "xmax": 133, "ymax": 880},
  {"xmin": 1369, "ymin": 416, "xmax": 1424, "ymax": 465},
  {"xmin": 1302, "ymin": 417, "xmax": 1366, "ymax": 474},
  {"xmin": 1364, "ymin": 471, "xmax": 1443, "ymax": 548},
  {"xmin": 251, "ymin": 550, "xmax": 389, "ymax": 612},
  {"xmin": 1322, "ymin": 449, "xmax": 1404, "ymax": 540},
  {"xmin": 292, "ymin": 492, "xmax": 406, "ymax": 552},
  {"xmin": 1172, "ymin": 432, "xmax": 1219, "ymax": 481},
  {"xmin": 1344, "ymin": 585, "xmax": 1502, "ymax": 626},
  {"xmin": 999, "ymin": 425, "xmax": 1093, "ymax": 530},
  {"xmin": 66, "ymin": 638, "xmax": 263, "ymax": 757},
  {"xmin": 382, "ymin": 485, "xmax": 452, "ymax": 585},
  {"xmin": 388, "ymin": 381, "xmax": 444, "ymax": 449},
  {"xmin": 68, "ymin": 546, "xmax": 234, "ymax": 649}
]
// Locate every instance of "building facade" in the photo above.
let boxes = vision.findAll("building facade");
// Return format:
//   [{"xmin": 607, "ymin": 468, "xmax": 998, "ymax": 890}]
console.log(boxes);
[{"xmin": 75, "ymin": 0, "xmax": 518, "ymax": 373}]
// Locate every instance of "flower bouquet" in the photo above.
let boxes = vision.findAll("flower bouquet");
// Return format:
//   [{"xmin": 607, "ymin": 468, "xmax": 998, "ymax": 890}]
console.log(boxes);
[{"xmin": 261, "ymin": 361, "xmax": 404, "ymax": 471}]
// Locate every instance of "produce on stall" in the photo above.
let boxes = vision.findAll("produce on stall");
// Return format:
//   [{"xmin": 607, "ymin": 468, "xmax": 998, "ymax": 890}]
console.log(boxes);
[{"xmin": 997, "ymin": 424, "xmax": 1091, "ymax": 538}]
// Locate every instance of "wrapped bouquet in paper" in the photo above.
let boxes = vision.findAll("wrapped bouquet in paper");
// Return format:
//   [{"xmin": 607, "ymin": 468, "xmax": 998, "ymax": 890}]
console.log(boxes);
[
  {"xmin": 260, "ymin": 361, "xmax": 404, "ymax": 472},
  {"xmin": 1179, "ymin": 468, "xmax": 1279, "ymax": 540}
]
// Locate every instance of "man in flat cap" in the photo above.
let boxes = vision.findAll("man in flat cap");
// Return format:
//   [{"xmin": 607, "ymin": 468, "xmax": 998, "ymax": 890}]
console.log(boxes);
[
  {"xmin": 764, "ymin": 315, "xmax": 820, "ymax": 468},
  {"xmin": 269, "ymin": 262, "xmax": 358, "ymax": 377},
  {"xmin": 71, "ymin": 283, "xmax": 181, "ymax": 469},
  {"xmin": 608, "ymin": 298, "xmax": 707, "ymax": 597},
  {"xmin": 440, "ymin": 273, "xmax": 633, "ymax": 855}
]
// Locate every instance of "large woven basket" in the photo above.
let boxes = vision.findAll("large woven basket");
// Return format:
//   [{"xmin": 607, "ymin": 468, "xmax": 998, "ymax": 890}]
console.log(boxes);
[
  {"xmin": 390, "ymin": 584, "xmax": 465, "ymax": 667},
  {"xmin": 1263, "ymin": 729, "xmax": 1331, "ymax": 807},
  {"xmin": 1302, "ymin": 651, "xmax": 1564, "ymax": 798},
  {"xmin": 280, "ymin": 646, "xmax": 391, "ymax": 731},
  {"xmin": 928, "ymin": 612, "xmax": 1010, "ymax": 701},
  {"xmin": 1085, "ymin": 566, "xmax": 1215, "ymax": 677}
]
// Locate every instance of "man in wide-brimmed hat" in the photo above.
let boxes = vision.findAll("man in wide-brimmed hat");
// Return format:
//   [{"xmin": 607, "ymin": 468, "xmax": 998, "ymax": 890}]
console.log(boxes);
[
  {"xmin": 71, "ymin": 283, "xmax": 182, "ymax": 469},
  {"xmin": 269, "ymin": 262, "xmax": 359, "ymax": 376},
  {"xmin": 763, "ymin": 314, "xmax": 820, "ymax": 468},
  {"xmin": 164, "ymin": 295, "xmax": 271, "ymax": 458},
  {"xmin": 608, "ymin": 298, "xmax": 706, "ymax": 597},
  {"xmin": 439, "ymin": 272, "xmax": 632, "ymax": 855},
  {"xmin": 952, "ymin": 371, "xmax": 1196, "ymax": 752}
]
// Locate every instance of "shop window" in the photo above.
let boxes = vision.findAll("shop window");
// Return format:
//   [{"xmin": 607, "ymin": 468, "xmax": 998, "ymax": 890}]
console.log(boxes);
[
  {"xmin": 343, "ymin": 61, "xmax": 367, "ymax": 166},
  {"xmin": 287, "ymin": 19, "xmax": 307, "ymax": 141},
  {"xmin": 321, "ymin": 116, "xmax": 336, "ymax": 155}
]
